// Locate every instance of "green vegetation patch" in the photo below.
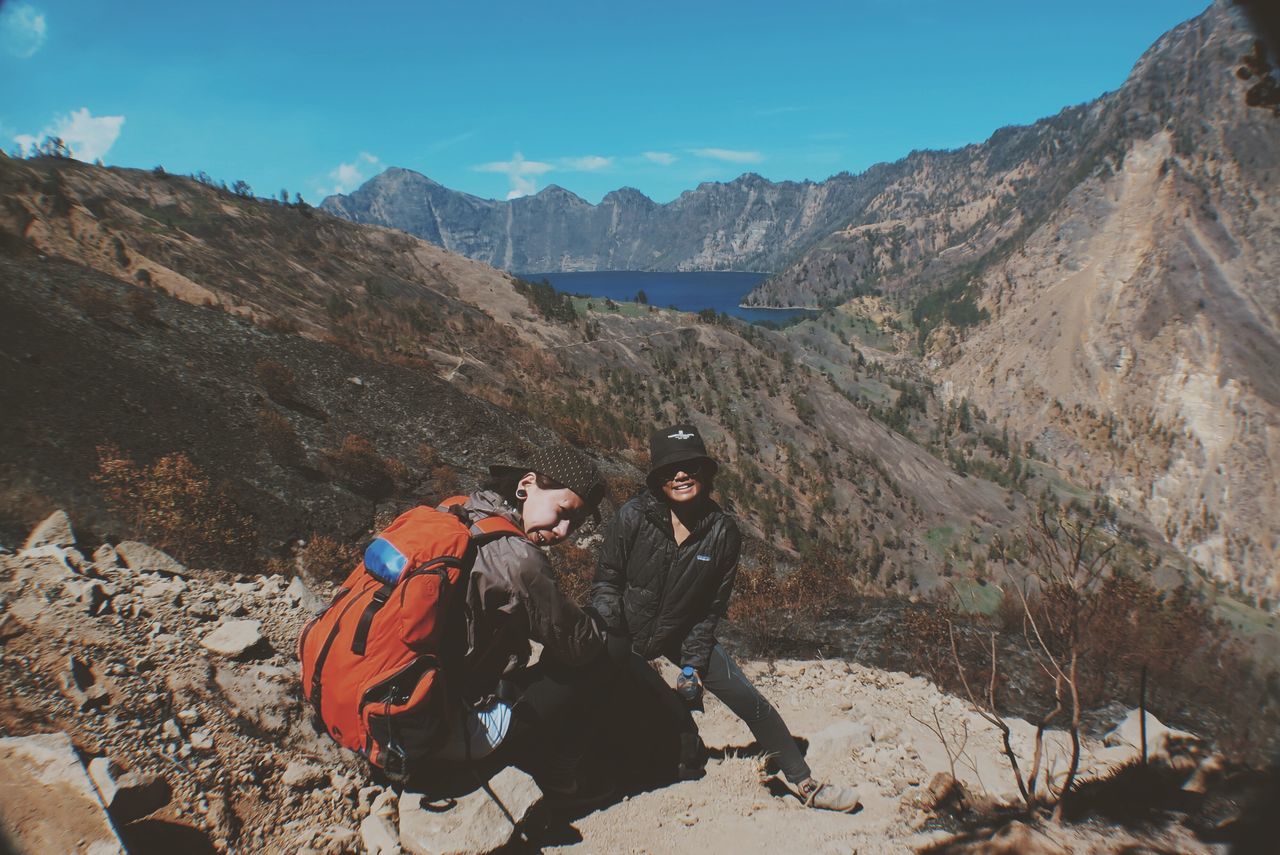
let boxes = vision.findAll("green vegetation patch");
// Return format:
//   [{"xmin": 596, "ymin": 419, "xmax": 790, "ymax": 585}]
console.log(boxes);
[
  {"xmin": 911, "ymin": 277, "xmax": 990, "ymax": 346},
  {"xmin": 514, "ymin": 277, "xmax": 577, "ymax": 322},
  {"xmin": 572, "ymin": 296, "xmax": 652, "ymax": 318},
  {"xmin": 924, "ymin": 525, "xmax": 956, "ymax": 555},
  {"xmin": 949, "ymin": 577, "xmax": 1004, "ymax": 616}
]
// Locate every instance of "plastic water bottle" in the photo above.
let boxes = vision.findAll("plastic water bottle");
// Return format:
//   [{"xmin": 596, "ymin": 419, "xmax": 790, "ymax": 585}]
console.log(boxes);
[{"xmin": 676, "ymin": 666, "xmax": 701, "ymax": 702}]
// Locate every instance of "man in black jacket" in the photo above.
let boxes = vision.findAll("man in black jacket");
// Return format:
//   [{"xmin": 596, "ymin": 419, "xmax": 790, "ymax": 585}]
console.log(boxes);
[{"xmin": 592, "ymin": 424, "xmax": 860, "ymax": 812}]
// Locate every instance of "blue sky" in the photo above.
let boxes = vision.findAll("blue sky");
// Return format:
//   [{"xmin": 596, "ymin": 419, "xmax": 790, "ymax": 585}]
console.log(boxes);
[{"xmin": 2, "ymin": 0, "xmax": 1211, "ymax": 204}]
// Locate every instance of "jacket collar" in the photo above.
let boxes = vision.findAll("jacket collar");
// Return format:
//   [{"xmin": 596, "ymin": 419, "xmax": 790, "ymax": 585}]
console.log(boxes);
[
  {"xmin": 466, "ymin": 490, "xmax": 526, "ymax": 530},
  {"xmin": 639, "ymin": 489, "xmax": 720, "ymax": 539}
]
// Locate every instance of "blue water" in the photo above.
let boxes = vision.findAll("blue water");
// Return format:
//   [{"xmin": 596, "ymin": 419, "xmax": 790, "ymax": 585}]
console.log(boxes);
[{"xmin": 519, "ymin": 270, "xmax": 819, "ymax": 325}]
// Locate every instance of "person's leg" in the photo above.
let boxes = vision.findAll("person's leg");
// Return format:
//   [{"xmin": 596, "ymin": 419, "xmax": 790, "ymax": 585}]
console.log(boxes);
[
  {"xmin": 498, "ymin": 652, "xmax": 615, "ymax": 794},
  {"xmin": 701, "ymin": 644, "xmax": 860, "ymax": 811},
  {"xmin": 700, "ymin": 643, "xmax": 811, "ymax": 784},
  {"xmin": 623, "ymin": 650, "xmax": 705, "ymax": 778}
]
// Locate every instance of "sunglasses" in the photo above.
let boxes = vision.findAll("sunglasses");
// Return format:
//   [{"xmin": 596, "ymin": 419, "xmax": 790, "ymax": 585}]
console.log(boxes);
[{"xmin": 655, "ymin": 461, "xmax": 708, "ymax": 483}]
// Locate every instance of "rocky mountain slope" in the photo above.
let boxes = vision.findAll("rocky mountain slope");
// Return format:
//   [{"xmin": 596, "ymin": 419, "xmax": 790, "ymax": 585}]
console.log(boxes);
[
  {"xmin": 736, "ymin": 1, "xmax": 1280, "ymax": 602},
  {"xmin": 320, "ymin": 167, "xmax": 910, "ymax": 276},
  {"xmin": 1, "ymin": 516, "xmax": 1256, "ymax": 854},
  {"xmin": 924, "ymin": 2, "xmax": 1280, "ymax": 605}
]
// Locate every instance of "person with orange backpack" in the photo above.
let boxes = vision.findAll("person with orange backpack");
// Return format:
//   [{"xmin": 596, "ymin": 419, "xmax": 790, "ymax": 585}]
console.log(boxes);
[{"xmin": 300, "ymin": 444, "xmax": 612, "ymax": 794}]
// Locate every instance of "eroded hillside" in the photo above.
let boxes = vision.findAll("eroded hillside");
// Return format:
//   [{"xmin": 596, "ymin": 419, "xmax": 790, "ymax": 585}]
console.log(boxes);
[{"xmin": 0, "ymin": 153, "xmax": 1060, "ymax": 592}]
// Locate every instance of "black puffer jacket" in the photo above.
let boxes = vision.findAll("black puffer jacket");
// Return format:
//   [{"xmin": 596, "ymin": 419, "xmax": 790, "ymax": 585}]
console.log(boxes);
[{"xmin": 591, "ymin": 490, "xmax": 741, "ymax": 673}]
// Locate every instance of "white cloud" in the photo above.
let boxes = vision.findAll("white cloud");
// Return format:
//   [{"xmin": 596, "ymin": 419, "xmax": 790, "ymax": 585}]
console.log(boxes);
[
  {"xmin": 0, "ymin": 2, "xmax": 46, "ymax": 59},
  {"xmin": 327, "ymin": 151, "xmax": 381, "ymax": 195},
  {"xmin": 472, "ymin": 151, "xmax": 553, "ymax": 199},
  {"xmin": 560, "ymin": 155, "xmax": 612, "ymax": 171},
  {"xmin": 14, "ymin": 108, "xmax": 124, "ymax": 161},
  {"xmin": 691, "ymin": 147, "xmax": 765, "ymax": 164},
  {"xmin": 642, "ymin": 151, "xmax": 676, "ymax": 165}
]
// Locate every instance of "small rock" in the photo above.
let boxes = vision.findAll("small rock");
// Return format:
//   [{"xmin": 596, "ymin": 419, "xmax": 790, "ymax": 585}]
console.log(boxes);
[
  {"xmin": 200, "ymin": 619, "xmax": 263, "ymax": 658},
  {"xmin": 1103, "ymin": 708, "xmax": 1200, "ymax": 761},
  {"xmin": 283, "ymin": 760, "xmax": 328, "ymax": 790},
  {"xmin": 68, "ymin": 579, "xmax": 113, "ymax": 616},
  {"xmin": 161, "ymin": 719, "xmax": 182, "ymax": 741},
  {"xmin": 190, "ymin": 730, "xmax": 215, "ymax": 751},
  {"xmin": 93, "ymin": 543, "xmax": 119, "ymax": 570},
  {"xmin": 990, "ymin": 820, "xmax": 1068, "ymax": 854},
  {"xmin": 221, "ymin": 598, "xmax": 248, "ymax": 617},
  {"xmin": 214, "ymin": 662, "xmax": 294, "ymax": 734},
  {"xmin": 177, "ymin": 707, "xmax": 201, "ymax": 726},
  {"xmin": 87, "ymin": 756, "xmax": 172, "ymax": 824},
  {"xmin": 398, "ymin": 767, "xmax": 541, "ymax": 855},
  {"xmin": 358, "ymin": 785, "xmax": 383, "ymax": 815},
  {"xmin": 59, "ymin": 655, "xmax": 109, "ymax": 710},
  {"xmin": 918, "ymin": 772, "xmax": 962, "ymax": 812},
  {"xmin": 1183, "ymin": 753, "xmax": 1227, "ymax": 794},
  {"xmin": 361, "ymin": 813, "xmax": 402, "ymax": 855},
  {"xmin": 807, "ymin": 720, "xmax": 873, "ymax": 761},
  {"xmin": 115, "ymin": 541, "xmax": 189, "ymax": 577},
  {"xmin": 287, "ymin": 576, "xmax": 326, "ymax": 614},
  {"xmin": 23, "ymin": 510, "xmax": 76, "ymax": 551}
]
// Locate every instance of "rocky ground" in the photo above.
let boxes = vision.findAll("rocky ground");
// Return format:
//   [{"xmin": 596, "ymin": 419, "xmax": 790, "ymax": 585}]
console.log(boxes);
[{"xmin": 0, "ymin": 511, "xmax": 1255, "ymax": 854}]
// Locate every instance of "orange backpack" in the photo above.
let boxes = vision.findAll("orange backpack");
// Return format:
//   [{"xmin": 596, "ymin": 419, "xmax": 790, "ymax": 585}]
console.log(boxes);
[{"xmin": 298, "ymin": 497, "xmax": 524, "ymax": 780}]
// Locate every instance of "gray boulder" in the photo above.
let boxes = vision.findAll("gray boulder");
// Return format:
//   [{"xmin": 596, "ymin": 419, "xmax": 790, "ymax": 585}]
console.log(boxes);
[
  {"xmin": 398, "ymin": 766, "xmax": 541, "ymax": 855},
  {"xmin": 0, "ymin": 732, "xmax": 126, "ymax": 854},
  {"xmin": 59, "ymin": 655, "xmax": 110, "ymax": 711},
  {"xmin": 807, "ymin": 719, "xmax": 874, "ymax": 762},
  {"xmin": 115, "ymin": 541, "xmax": 189, "ymax": 577},
  {"xmin": 282, "ymin": 760, "xmax": 328, "ymax": 790},
  {"xmin": 87, "ymin": 756, "xmax": 172, "ymax": 824},
  {"xmin": 200, "ymin": 619, "xmax": 264, "ymax": 658},
  {"xmin": 22, "ymin": 510, "xmax": 75, "ymax": 551},
  {"xmin": 213, "ymin": 662, "xmax": 296, "ymax": 735}
]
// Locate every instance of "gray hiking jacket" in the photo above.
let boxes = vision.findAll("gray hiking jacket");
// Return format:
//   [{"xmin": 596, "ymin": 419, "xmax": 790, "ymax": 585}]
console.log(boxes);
[{"xmin": 453, "ymin": 491, "xmax": 605, "ymax": 698}]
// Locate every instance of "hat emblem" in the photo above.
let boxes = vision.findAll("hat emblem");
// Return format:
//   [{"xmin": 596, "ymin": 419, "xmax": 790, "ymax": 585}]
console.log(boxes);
[{"xmin": 668, "ymin": 430, "xmax": 695, "ymax": 440}]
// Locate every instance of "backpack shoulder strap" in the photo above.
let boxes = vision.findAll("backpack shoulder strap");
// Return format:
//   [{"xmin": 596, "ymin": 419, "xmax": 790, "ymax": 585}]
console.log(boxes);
[
  {"xmin": 434, "ymin": 496, "xmax": 528, "ymax": 543},
  {"xmin": 469, "ymin": 515, "xmax": 525, "ymax": 542}
]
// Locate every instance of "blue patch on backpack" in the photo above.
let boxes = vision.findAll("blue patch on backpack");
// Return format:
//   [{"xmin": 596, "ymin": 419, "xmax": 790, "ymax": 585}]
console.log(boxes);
[
  {"xmin": 695, "ymin": 554, "xmax": 712, "ymax": 562},
  {"xmin": 364, "ymin": 537, "xmax": 408, "ymax": 584}
]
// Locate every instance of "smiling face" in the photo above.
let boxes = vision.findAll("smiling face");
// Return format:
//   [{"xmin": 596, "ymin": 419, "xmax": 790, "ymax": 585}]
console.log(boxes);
[
  {"xmin": 517, "ymin": 472, "xmax": 586, "ymax": 546},
  {"xmin": 656, "ymin": 461, "xmax": 708, "ymax": 505}
]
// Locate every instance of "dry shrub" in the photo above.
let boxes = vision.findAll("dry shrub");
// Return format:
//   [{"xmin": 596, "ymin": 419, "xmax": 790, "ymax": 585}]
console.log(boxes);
[
  {"xmin": 326, "ymin": 433, "xmax": 394, "ymax": 500},
  {"xmin": 256, "ymin": 407, "xmax": 304, "ymax": 467},
  {"xmin": 92, "ymin": 443, "xmax": 257, "ymax": 567},
  {"xmin": 125, "ymin": 288, "xmax": 160, "ymax": 325},
  {"xmin": 553, "ymin": 542, "xmax": 596, "ymax": 608},
  {"xmin": 262, "ymin": 314, "xmax": 301, "ymax": 334},
  {"xmin": 72, "ymin": 285, "xmax": 119, "ymax": 323},
  {"xmin": 255, "ymin": 358, "xmax": 296, "ymax": 403},
  {"xmin": 299, "ymin": 534, "xmax": 358, "ymax": 584},
  {"xmin": 605, "ymin": 473, "xmax": 643, "ymax": 505},
  {"xmin": 729, "ymin": 547, "xmax": 853, "ymax": 652},
  {"xmin": 1010, "ymin": 574, "xmax": 1278, "ymax": 755}
]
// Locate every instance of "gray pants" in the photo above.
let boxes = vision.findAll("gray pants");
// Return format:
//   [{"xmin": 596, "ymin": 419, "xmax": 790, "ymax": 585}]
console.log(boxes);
[{"xmin": 627, "ymin": 641, "xmax": 811, "ymax": 783}]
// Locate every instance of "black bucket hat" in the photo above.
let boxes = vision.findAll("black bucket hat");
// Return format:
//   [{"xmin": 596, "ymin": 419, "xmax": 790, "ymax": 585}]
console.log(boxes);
[
  {"xmin": 489, "ymin": 445, "xmax": 606, "ymax": 518},
  {"xmin": 646, "ymin": 424, "xmax": 718, "ymax": 491}
]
